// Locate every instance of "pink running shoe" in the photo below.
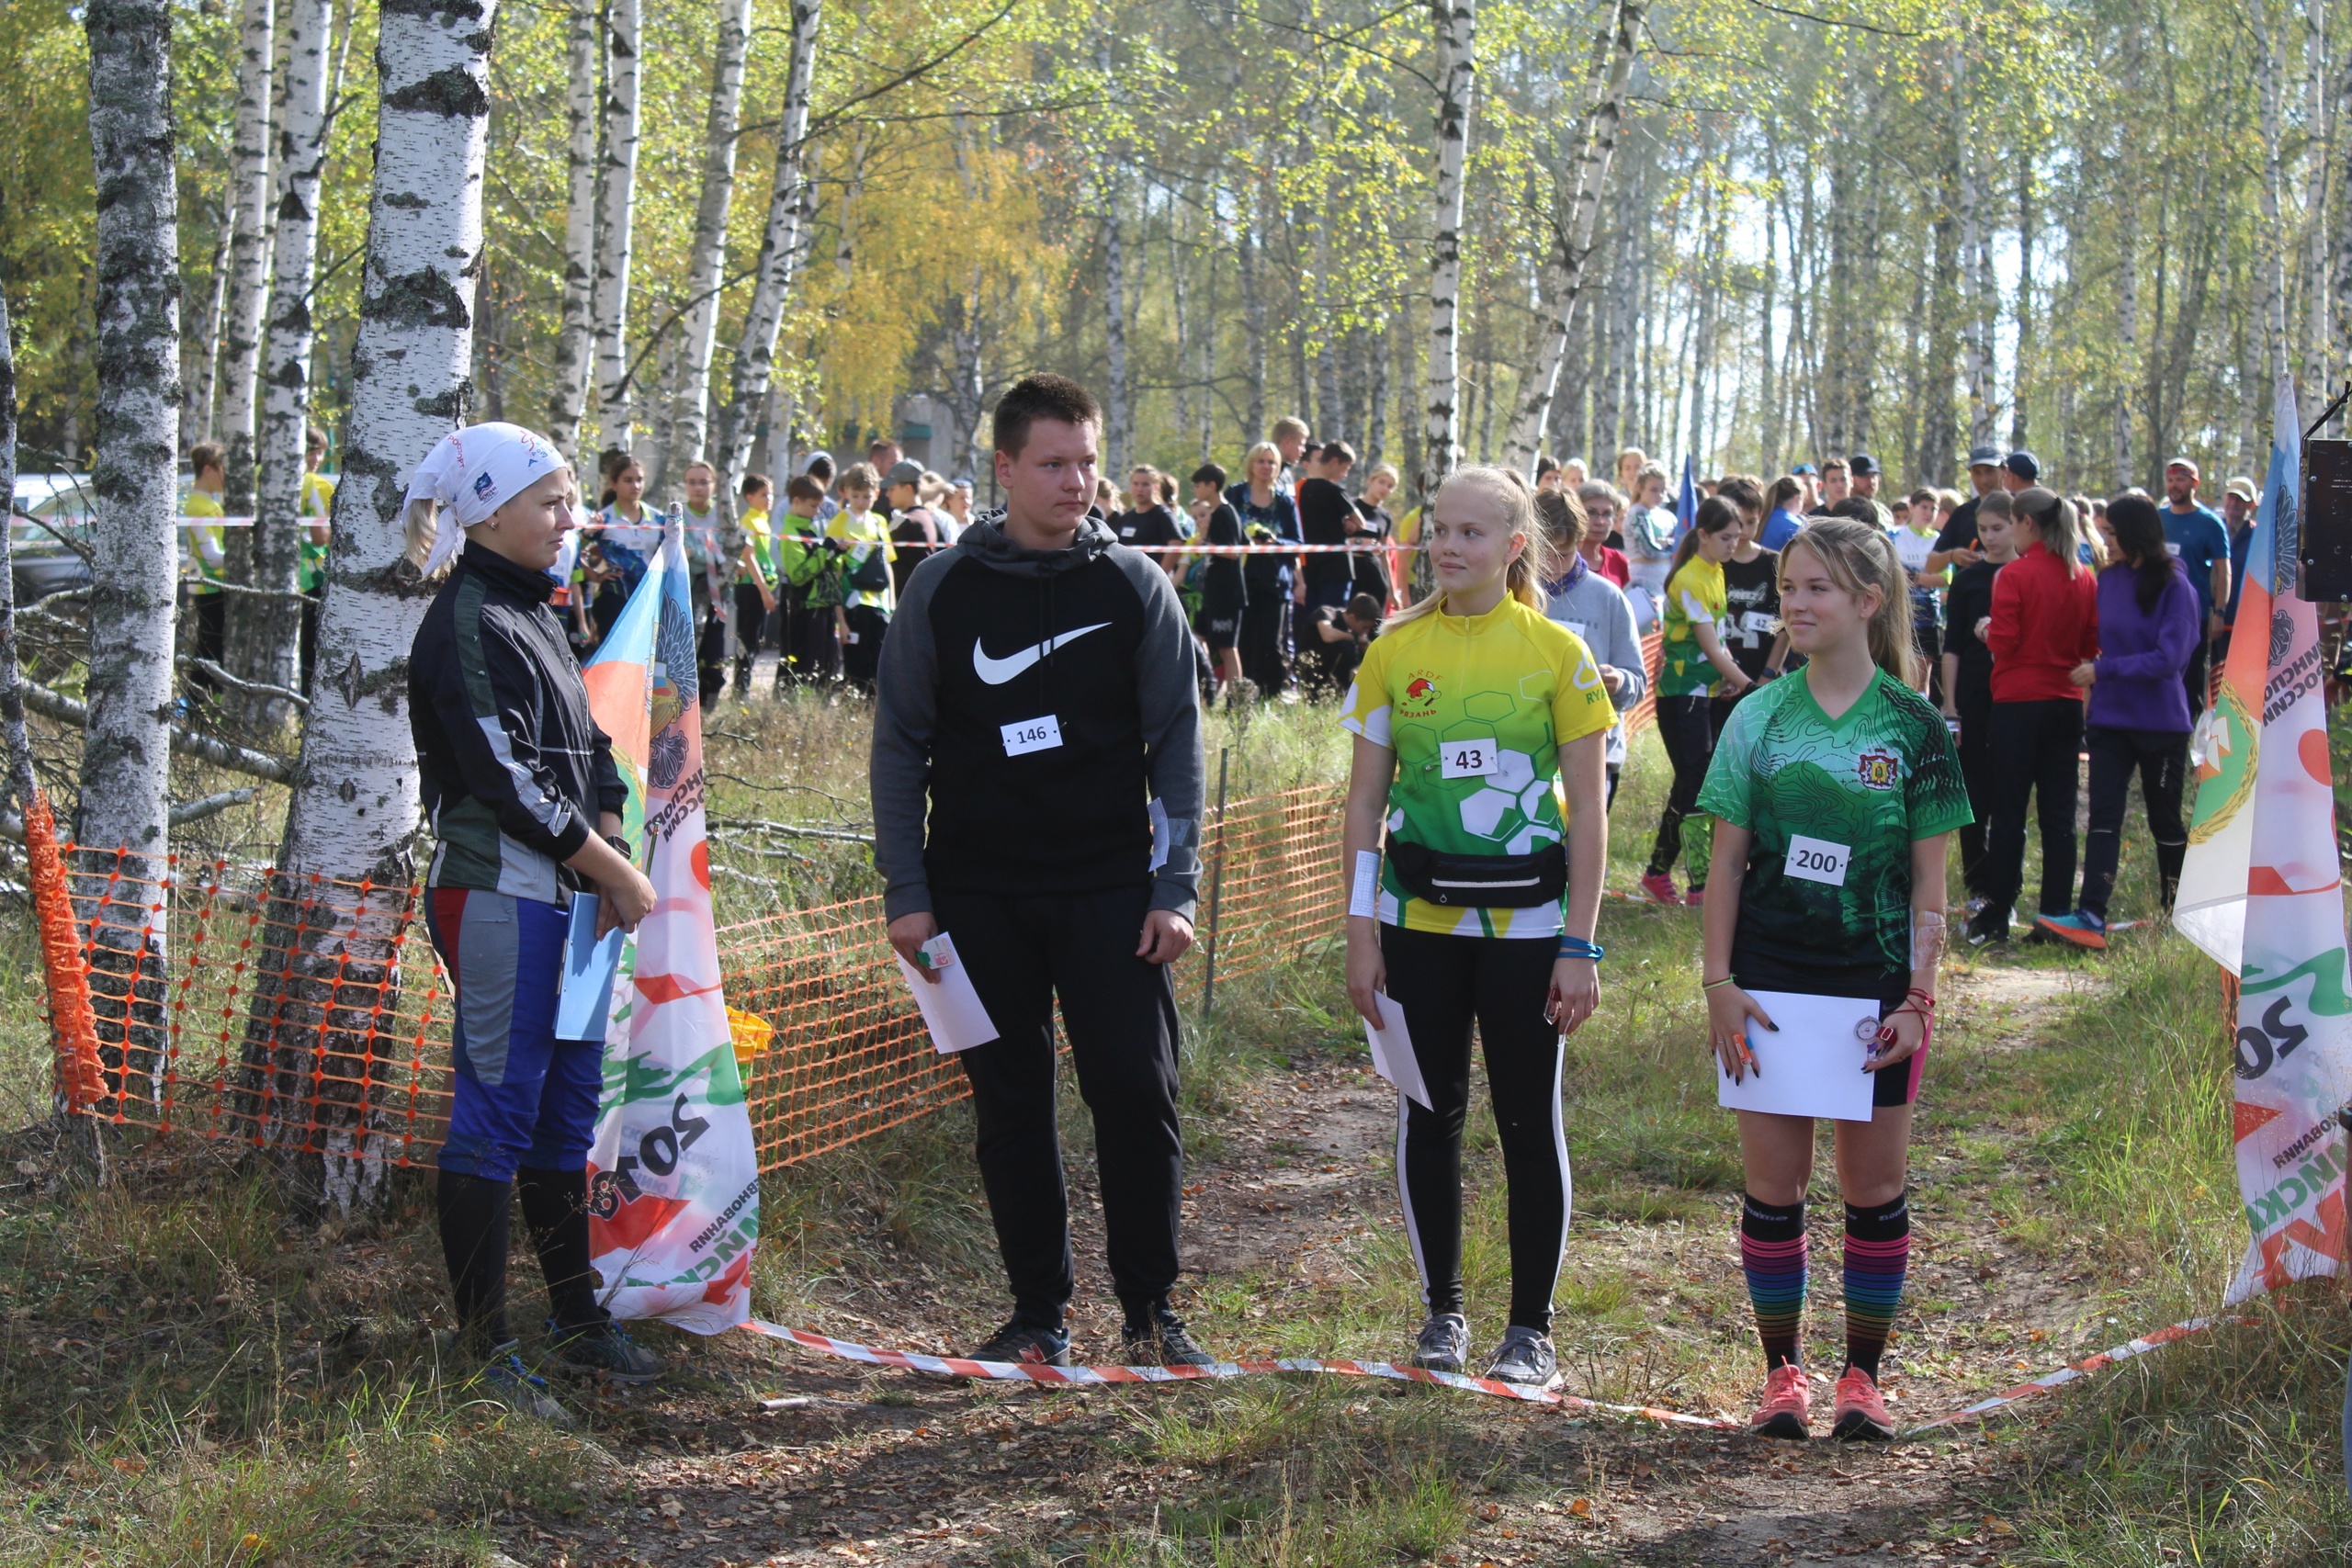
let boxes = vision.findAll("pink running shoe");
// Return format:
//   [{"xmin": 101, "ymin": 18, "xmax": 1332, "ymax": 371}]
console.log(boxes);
[
  {"xmin": 1684, "ymin": 886, "xmax": 1707, "ymax": 908},
  {"xmin": 1749, "ymin": 1363, "xmax": 1811, "ymax": 1440},
  {"xmin": 1831, "ymin": 1366, "xmax": 1895, "ymax": 1441},
  {"xmin": 1639, "ymin": 871, "xmax": 1679, "ymax": 904}
]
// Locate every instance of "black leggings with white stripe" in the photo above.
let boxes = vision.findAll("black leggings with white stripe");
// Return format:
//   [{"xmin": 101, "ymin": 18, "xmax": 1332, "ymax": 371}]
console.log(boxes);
[{"xmin": 1379, "ymin": 923, "xmax": 1571, "ymax": 1335}]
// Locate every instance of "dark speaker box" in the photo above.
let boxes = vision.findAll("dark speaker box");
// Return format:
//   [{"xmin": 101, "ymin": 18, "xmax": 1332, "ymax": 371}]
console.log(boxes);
[{"xmin": 2303, "ymin": 438, "xmax": 2352, "ymax": 601}]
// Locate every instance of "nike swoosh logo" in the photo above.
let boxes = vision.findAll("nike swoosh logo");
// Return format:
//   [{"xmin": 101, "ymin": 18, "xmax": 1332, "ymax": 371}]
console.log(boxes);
[{"xmin": 972, "ymin": 622, "xmax": 1113, "ymax": 684}]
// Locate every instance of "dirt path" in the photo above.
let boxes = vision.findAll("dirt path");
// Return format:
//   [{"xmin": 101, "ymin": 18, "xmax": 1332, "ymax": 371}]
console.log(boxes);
[{"xmin": 494, "ymin": 961, "xmax": 2088, "ymax": 1568}]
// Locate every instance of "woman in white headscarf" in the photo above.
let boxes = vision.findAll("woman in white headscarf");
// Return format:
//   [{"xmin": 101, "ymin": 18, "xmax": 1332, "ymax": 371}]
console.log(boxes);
[{"xmin": 402, "ymin": 423, "xmax": 662, "ymax": 1419}]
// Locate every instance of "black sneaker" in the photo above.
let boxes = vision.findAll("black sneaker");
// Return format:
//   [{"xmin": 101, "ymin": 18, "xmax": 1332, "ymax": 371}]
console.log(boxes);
[
  {"xmin": 1965, "ymin": 908, "xmax": 2011, "ymax": 947},
  {"xmin": 965, "ymin": 1319, "xmax": 1071, "ymax": 1368},
  {"xmin": 545, "ymin": 1317, "xmax": 665, "ymax": 1384},
  {"xmin": 468, "ymin": 1342, "xmax": 576, "ymax": 1425},
  {"xmin": 1411, "ymin": 1312, "xmax": 1472, "ymax": 1373},
  {"xmin": 1122, "ymin": 1306, "xmax": 1217, "ymax": 1368},
  {"xmin": 1483, "ymin": 1325, "xmax": 1561, "ymax": 1392}
]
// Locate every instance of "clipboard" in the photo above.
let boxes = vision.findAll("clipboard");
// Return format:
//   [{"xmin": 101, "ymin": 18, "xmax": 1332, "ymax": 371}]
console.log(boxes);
[{"xmin": 1714, "ymin": 988, "xmax": 1882, "ymax": 1122}]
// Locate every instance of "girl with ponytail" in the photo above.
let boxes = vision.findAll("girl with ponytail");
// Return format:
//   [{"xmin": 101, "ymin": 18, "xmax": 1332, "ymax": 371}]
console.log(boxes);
[
  {"xmin": 1338, "ymin": 464, "xmax": 1616, "ymax": 1392},
  {"xmin": 1638, "ymin": 497, "xmax": 1749, "ymax": 905},
  {"xmin": 1693, "ymin": 516, "xmax": 1972, "ymax": 1443}
]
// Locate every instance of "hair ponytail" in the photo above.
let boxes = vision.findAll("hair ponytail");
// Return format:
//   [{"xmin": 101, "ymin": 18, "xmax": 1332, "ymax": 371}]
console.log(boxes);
[
  {"xmin": 1779, "ymin": 517, "xmax": 1919, "ymax": 687},
  {"xmin": 1381, "ymin": 466, "xmax": 1551, "ymax": 633},
  {"xmin": 1668, "ymin": 495, "xmax": 1742, "ymax": 578},
  {"xmin": 2014, "ymin": 487, "xmax": 2090, "ymax": 579}
]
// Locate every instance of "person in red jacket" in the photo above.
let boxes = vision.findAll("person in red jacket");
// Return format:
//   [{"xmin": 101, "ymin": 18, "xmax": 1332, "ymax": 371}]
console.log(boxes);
[{"xmin": 1970, "ymin": 488, "xmax": 2099, "ymax": 946}]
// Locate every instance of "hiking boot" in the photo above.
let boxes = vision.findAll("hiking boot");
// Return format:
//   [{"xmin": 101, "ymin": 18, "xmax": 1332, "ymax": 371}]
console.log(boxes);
[
  {"xmin": 1411, "ymin": 1312, "xmax": 1472, "ymax": 1374},
  {"xmin": 1482, "ymin": 1325, "xmax": 1561, "ymax": 1392},
  {"xmin": 1122, "ymin": 1306, "xmax": 1217, "ymax": 1368},
  {"xmin": 1831, "ymin": 1366, "xmax": 1896, "ymax": 1441},
  {"xmin": 545, "ymin": 1318, "xmax": 665, "ymax": 1384},
  {"xmin": 1749, "ymin": 1362, "xmax": 1811, "ymax": 1440},
  {"xmin": 964, "ymin": 1319, "xmax": 1071, "ymax": 1369},
  {"xmin": 2034, "ymin": 910, "xmax": 2109, "ymax": 952},
  {"xmin": 1639, "ymin": 871, "xmax": 1679, "ymax": 905},
  {"xmin": 467, "ymin": 1343, "xmax": 576, "ymax": 1426}
]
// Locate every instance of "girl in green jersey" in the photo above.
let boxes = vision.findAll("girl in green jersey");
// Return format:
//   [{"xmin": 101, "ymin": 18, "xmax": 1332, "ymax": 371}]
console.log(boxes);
[{"xmin": 1696, "ymin": 518, "xmax": 1970, "ymax": 1444}]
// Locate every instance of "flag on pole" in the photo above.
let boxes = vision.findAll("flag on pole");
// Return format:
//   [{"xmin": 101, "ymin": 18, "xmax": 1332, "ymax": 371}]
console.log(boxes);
[
  {"xmin": 1673, "ymin": 455, "xmax": 1699, "ymax": 544},
  {"xmin": 2185, "ymin": 378, "xmax": 2352, "ymax": 1303},
  {"xmin": 578, "ymin": 515, "xmax": 761, "ymax": 1333}
]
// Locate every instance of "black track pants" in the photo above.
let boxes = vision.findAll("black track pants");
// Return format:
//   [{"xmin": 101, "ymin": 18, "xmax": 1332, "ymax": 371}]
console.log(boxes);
[
  {"xmin": 2079, "ymin": 726, "xmax": 2189, "ymax": 919},
  {"xmin": 1983, "ymin": 697, "xmax": 2082, "ymax": 922},
  {"xmin": 1954, "ymin": 684, "xmax": 1994, "ymax": 897},
  {"xmin": 932, "ymin": 883, "xmax": 1183, "ymax": 1326},
  {"xmin": 1647, "ymin": 693, "xmax": 1716, "ymax": 884},
  {"xmin": 1379, "ymin": 922, "xmax": 1570, "ymax": 1334}
]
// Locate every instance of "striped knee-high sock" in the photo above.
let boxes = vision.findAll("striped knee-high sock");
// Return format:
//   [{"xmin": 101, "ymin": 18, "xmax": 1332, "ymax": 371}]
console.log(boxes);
[
  {"xmin": 1843, "ymin": 1192, "xmax": 1911, "ymax": 1380},
  {"xmin": 1739, "ymin": 1194, "xmax": 1806, "ymax": 1371}
]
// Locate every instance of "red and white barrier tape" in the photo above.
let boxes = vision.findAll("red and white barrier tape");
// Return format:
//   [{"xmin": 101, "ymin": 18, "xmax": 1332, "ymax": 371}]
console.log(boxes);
[
  {"xmin": 1895, "ymin": 1313, "xmax": 2250, "ymax": 1436},
  {"xmin": 747, "ymin": 1307, "xmax": 2255, "ymax": 1438},
  {"xmin": 741, "ymin": 1318, "xmax": 1736, "ymax": 1427}
]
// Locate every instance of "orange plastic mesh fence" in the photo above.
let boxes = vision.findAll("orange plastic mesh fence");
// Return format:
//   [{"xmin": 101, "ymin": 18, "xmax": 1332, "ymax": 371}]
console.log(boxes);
[{"xmin": 42, "ymin": 785, "xmax": 1384, "ymax": 1173}]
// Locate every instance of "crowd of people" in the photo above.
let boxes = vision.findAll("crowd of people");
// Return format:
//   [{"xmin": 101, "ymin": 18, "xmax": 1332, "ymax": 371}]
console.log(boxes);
[{"xmin": 392, "ymin": 369, "xmax": 2247, "ymax": 1438}]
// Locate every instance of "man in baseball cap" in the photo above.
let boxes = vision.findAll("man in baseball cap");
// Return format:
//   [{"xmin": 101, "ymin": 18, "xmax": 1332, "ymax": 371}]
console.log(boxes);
[
  {"xmin": 2001, "ymin": 451, "xmax": 2040, "ymax": 492},
  {"xmin": 2161, "ymin": 457, "xmax": 2231, "ymax": 715},
  {"xmin": 1848, "ymin": 453, "xmax": 1894, "ymax": 527},
  {"xmin": 2221, "ymin": 477, "xmax": 2259, "ymax": 632},
  {"xmin": 1929, "ymin": 446, "xmax": 2008, "ymax": 570}
]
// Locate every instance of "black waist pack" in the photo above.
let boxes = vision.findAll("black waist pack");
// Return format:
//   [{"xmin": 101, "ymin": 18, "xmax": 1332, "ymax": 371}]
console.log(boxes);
[{"xmin": 1385, "ymin": 840, "xmax": 1566, "ymax": 908}]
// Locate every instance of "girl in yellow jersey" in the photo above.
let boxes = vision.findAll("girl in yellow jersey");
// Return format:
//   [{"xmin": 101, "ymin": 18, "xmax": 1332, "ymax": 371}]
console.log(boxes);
[
  {"xmin": 1639, "ymin": 497, "xmax": 1751, "ymax": 905},
  {"xmin": 1337, "ymin": 466, "xmax": 1614, "ymax": 1391}
]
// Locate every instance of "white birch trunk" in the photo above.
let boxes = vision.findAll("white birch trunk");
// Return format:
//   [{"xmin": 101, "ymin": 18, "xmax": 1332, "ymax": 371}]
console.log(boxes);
[
  {"xmin": 251, "ymin": 0, "xmax": 498, "ymax": 1213},
  {"xmin": 1953, "ymin": 48, "xmax": 1995, "ymax": 453},
  {"xmin": 80, "ymin": 0, "xmax": 182, "ymax": 1113},
  {"xmin": 711, "ymin": 0, "xmax": 822, "ymax": 508},
  {"xmin": 672, "ymin": 0, "xmax": 755, "ymax": 470},
  {"xmin": 219, "ymin": 0, "xmax": 275, "ymax": 514},
  {"xmin": 547, "ymin": 0, "xmax": 598, "ymax": 464},
  {"xmin": 2250, "ymin": 0, "xmax": 2290, "ymax": 389},
  {"xmin": 1103, "ymin": 171, "xmax": 1131, "ymax": 479},
  {"xmin": 1502, "ymin": 0, "xmax": 1639, "ymax": 475},
  {"xmin": 0, "ymin": 270, "xmax": 31, "ymax": 818},
  {"xmin": 2335, "ymin": 41, "xmax": 2352, "ymax": 412},
  {"xmin": 1422, "ymin": 0, "xmax": 1476, "ymax": 497},
  {"xmin": 243, "ymin": 0, "xmax": 334, "ymax": 718},
  {"xmin": 593, "ymin": 0, "xmax": 641, "ymax": 449},
  {"xmin": 2300, "ymin": 4, "xmax": 2329, "ymax": 378}
]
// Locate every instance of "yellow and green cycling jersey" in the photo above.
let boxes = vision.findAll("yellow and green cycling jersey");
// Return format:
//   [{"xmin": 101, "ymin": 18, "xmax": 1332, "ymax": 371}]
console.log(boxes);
[
  {"xmin": 181, "ymin": 489, "xmax": 227, "ymax": 593},
  {"xmin": 825, "ymin": 508, "xmax": 896, "ymax": 613},
  {"xmin": 1657, "ymin": 556, "xmax": 1727, "ymax": 696},
  {"xmin": 299, "ymin": 469, "xmax": 335, "ymax": 591},
  {"xmin": 1339, "ymin": 594, "xmax": 1614, "ymax": 938}
]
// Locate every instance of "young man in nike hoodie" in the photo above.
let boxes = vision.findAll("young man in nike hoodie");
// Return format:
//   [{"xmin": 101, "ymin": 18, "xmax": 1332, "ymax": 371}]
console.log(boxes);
[{"xmin": 871, "ymin": 373, "xmax": 1213, "ymax": 1369}]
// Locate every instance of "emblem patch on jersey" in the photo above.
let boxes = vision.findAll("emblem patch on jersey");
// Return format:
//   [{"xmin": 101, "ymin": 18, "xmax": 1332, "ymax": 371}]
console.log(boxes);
[
  {"xmin": 1856, "ymin": 749, "xmax": 1902, "ymax": 790},
  {"xmin": 1399, "ymin": 673, "xmax": 1442, "ymax": 717}
]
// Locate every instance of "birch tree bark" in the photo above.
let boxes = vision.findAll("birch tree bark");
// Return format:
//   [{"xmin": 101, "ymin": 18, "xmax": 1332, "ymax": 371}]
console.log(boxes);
[
  {"xmin": 245, "ymin": 0, "xmax": 499, "ymax": 1214},
  {"xmin": 219, "ymin": 0, "xmax": 275, "ymax": 517},
  {"xmin": 0, "ymin": 231, "xmax": 37, "ymax": 820},
  {"xmin": 239, "ymin": 0, "xmax": 334, "ymax": 719},
  {"xmin": 2335, "ymin": 43, "xmax": 2352, "ymax": 412},
  {"xmin": 1239, "ymin": 185, "xmax": 1267, "ymax": 440},
  {"xmin": 1502, "ymin": 0, "xmax": 1639, "ymax": 476},
  {"xmin": 1952, "ymin": 48, "xmax": 1994, "ymax": 454},
  {"xmin": 2300, "ymin": 6, "xmax": 2329, "ymax": 379},
  {"xmin": 547, "ymin": 0, "xmax": 598, "ymax": 464},
  {"xmin": 80, "ymin": 0, "xmax": 181, "ymax": 1113},
  {"xmin": 1103, "ymin": 173, "xmax": 1132, "ymax": 478},
  {"xmin": 593, "ymin": 0, "xmax": 641, "ymax": 449},
  {"xmin": 671, "ymin": 0, "xmax": 753, "ymax": 470},
  {"xmin": 2011, "ymin": 157, "xmax": 2035, "ymax": 450},
  {"xmin": 711, "ymin": 0, "xmax": 822, "ymax": 509},
  {"xmin": 1422, "ymin": 0, "xmax": 1475, "ymax": 496},
  {"xmin": 2248, "ymin": 0, "xmax": 2290, "ymax": 392}
]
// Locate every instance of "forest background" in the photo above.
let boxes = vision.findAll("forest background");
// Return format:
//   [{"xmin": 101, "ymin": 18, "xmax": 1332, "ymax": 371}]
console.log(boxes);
[{"xmin": 6, "ymin": 0, "xmax": 2348, "ymax": 509}]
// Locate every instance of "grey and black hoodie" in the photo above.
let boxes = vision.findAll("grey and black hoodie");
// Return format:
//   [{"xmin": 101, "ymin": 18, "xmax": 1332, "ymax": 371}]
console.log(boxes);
[{"xmin": 871, "ymin": 511, "xmax": 1204, "ymax": 920}]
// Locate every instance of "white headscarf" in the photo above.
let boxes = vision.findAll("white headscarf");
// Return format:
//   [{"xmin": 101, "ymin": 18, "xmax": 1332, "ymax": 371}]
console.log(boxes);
[{"xmin": 404, "ymin": 423, "xmax": 567, "ymax": 575}]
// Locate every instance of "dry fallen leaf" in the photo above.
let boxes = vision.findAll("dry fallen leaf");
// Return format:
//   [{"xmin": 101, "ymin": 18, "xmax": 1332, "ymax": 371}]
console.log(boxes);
[{"xmin": 1567, "ymin": 1497, "xmax": 1593, "ymax": 1519}]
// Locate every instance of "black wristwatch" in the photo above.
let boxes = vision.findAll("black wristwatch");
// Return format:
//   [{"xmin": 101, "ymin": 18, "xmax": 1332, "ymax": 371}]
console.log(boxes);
[{"xmin": 605, "ymin": 833, "xmax": 633, "ymax": 860}]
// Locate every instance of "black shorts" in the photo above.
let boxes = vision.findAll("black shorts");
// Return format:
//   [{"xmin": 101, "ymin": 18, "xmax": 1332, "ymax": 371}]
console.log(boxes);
[{"xmin": 1194, "ymin": 607, "xmax": 1240, "ymax": 651}]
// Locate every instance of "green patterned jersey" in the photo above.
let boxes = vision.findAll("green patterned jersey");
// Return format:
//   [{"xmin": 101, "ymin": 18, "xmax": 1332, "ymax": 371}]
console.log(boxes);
[
  {"xmin": 1340, "ymin": 594, "xmax": 1615, "ymax": 938},
  {"xmin": 1696, "ymin": 666, "xmax": 1972, "ymax": 982},
  {"xmin": 1658, "ymin": 556, "xmax": 1727, "ymax": 695}
]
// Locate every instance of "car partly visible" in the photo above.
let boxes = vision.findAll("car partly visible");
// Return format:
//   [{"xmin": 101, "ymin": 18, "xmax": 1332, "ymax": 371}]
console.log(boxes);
[{"xmin": 11, "ymin": 471, "xmax": 96, "ymax": 601}]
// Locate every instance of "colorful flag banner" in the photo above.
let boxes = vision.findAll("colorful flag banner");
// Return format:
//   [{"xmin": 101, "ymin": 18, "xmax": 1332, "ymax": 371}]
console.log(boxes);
[
  {"xmin": 2182, "ymin": 378, "xmax": 2352, "ymax": 1303},
  {"xmin": 578, "ymin": 516, "xmax": 761, "ymax": 1333}
]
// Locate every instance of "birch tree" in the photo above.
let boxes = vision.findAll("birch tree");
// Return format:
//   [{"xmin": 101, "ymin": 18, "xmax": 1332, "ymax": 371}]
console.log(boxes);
[
  {"xmin": 1422, "ymin": 0, "xmax": 1475, "ymax": 496},
  {"xmin": 80, "ymin": 0, "xmax": 181, "ymax": 1110},
  {"xmin": 219, "ymin": 0, "xmax": 275, "ymax": 519},
  {"xmin": 593, "ymin": 0, "xmax": 641, "ymax": 448},
  {"xmin": 244, "ymin": 0, "xmax": 499, "ymax": 1213},
  {"xmin": 1103, "ymin": 173, "xmax": 1132, "ymax": 479},
  {"xmin": 712, "ymin": 0, "xmax": 823, "ymax": 505},
  {"xmin": 547, "ymin": 0, "xmax": 599, "ymax": 464},
  {"xmin": 0, "ymin": 230, "xmax": 35, "ymax": 820},
  {"xmin": 1952, "ymin": 46, "xmax": 1995, "ymax": 453},
  {"xmin": 238, "ymin": 0, "xmax": 334, "ymax": 718},
  {"xmin": 2247, "ymin": 0, "xmax": 2290, "ymax": 389},
  {"xmin": 671, "ymin": 0, "xmax": 756, "ymax": 469},
  {"xmin": 1501, "ymin": 0, "xmax": 1640, "ymax": 475}
]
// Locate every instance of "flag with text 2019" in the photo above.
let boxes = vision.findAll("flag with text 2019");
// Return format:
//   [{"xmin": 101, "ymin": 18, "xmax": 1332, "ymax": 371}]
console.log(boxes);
[
  {"xmin": 2212, "ymin": 379, "xmax": 2352, "ymax": 1304},
  {"xmin": 578, "ymin": 516, "xmax": 760, "ymax": 1332}
]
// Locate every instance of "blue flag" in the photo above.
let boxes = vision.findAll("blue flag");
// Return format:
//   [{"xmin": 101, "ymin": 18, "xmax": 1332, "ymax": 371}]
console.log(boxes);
[{"xmin": 1673, "ymin": 455, "xmax": 1699, "ymax": 544}]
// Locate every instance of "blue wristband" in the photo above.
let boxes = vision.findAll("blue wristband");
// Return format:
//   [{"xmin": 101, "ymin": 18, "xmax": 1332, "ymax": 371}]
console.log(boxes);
[{"xmin": 1557, "ymin": 935, "xmax": 1604, "ymax": 962}]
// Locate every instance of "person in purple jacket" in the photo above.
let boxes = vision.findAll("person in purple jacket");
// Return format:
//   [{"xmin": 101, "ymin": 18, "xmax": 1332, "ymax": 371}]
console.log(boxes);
[{"xmin": 2038, "ymin": 493, "xmax": 2200, "ymax": 950}]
